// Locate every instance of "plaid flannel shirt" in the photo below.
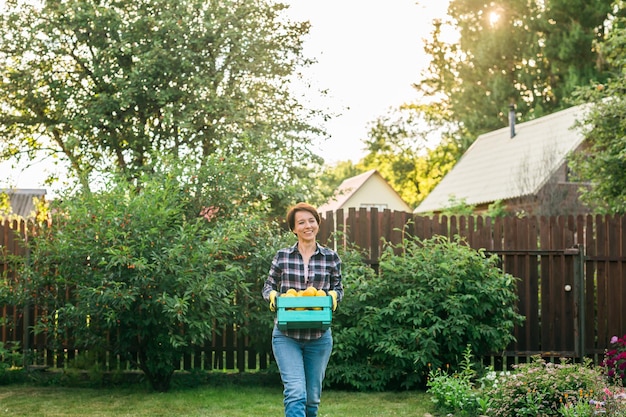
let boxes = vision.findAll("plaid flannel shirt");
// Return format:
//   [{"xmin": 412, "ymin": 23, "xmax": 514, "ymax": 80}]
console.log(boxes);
[{"xmin": 262, "ymin": 242, "xmax": 343, "ymax": 341}]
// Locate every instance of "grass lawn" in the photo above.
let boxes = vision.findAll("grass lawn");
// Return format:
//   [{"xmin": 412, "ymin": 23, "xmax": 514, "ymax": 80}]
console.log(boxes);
[{"xmin": 0, "ymin": 384, "xmax": 438, "ymax": 417}]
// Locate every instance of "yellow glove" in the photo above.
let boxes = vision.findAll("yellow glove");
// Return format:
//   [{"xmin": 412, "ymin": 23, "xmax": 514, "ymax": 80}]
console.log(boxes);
[
  {"xmin": 269, "ymin": 290, "xmax": 278, "ymax": 312},
  {"xmin": 328, "ymin": 290, "xmax": 338, "ymax": 312}
]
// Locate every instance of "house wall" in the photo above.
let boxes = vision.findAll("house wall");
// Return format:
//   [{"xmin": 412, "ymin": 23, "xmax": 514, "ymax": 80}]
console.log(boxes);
[
  {"xmin": 471, "ymin": 160, "xmax": 591, "ymax": 216},
  {"xmin": 508, "ymin": 161, "xmax": 590, "ymax": 216},
  {"xmin": 472, "ymin": 184, "xmax": 590, "ymax": 216},
  {"xmin": 343, "ymin": 175, "xmax": 411, "ymax": 212}
]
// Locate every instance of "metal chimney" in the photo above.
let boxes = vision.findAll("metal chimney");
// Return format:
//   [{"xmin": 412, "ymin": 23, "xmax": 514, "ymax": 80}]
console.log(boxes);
[{"xmin": 509, "ymin": 104, "xmax": 516, "ymax": 138}]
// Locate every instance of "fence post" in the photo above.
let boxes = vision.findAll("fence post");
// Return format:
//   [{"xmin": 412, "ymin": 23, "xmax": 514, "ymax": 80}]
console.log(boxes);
[
  {"xmin": 22, "ymin": 239, "xmax": 31, "ymax": 367},
  {"xmin": 568, "ymin": 244, "xmax": 585, "ymax": 359}
]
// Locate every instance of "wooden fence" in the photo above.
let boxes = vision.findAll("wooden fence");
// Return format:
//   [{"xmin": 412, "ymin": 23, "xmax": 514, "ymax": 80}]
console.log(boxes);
[{"xmin": 1, "ymin": 210, "xmax": 625, "ymax": 371}]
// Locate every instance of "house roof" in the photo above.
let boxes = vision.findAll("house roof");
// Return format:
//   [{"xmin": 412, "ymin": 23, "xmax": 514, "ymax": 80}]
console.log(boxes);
[
  {"xmin": 317, "ymin": 169, "xmax": 410, "ymax": 213},
  {"xmin": 1, "ymin": 188, "xmax": 47, "ymax": 219},
  {"xmin": 414, "ymin": 104, "xmax": 589, "ymax": 213},
  {"xmin": 318, "ymin": 170, "xmax": 378, "ymax": 213}
]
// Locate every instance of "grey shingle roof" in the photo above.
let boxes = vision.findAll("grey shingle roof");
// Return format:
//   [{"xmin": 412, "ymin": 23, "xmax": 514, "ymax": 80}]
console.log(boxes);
[{"xmin": 414, "ymin": 104, "xmax": 589, "ymax": 213}]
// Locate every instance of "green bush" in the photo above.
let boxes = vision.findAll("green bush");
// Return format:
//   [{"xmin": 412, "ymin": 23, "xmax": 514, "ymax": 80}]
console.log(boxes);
[
  {"xmin": 0, "ymin": 342, "xmax": 21, "ymax": 371},
  {"xmin": 0, "ymin": 342, "xmax": 23, "ymax": 385},
  {"xmin": 1, "ymin": 165, "xmax": 286, "ymax": 392},
  {"xmin": 327, "ymin": 233, "xmax": 523, "ymax": 391},
  {"xmin": 426, "ymin": 345, "xmax": 481, "ymax": 416}
]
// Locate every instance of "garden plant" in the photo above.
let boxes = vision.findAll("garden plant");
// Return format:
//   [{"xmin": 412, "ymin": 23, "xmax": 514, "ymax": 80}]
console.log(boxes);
[
  {"xmin": 426, "ymin": 344, "xmax": 484, "ymax": 416},
  {"xmin": 426, "ymin": 347, "xmax": 626, "ymax": 417},
  {"xmin": 602, "ymin": 334, "xmax": 626, "ymax": 386},
  {"xmin": 327, "ymin": 232, "xmax": 524, "ymax": 391}
]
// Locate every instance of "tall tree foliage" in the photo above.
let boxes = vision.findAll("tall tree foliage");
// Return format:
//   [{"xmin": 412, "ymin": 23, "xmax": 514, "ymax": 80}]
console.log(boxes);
[
  {"xmin": 571, "ymin": 2, "xmax": 626, "ymax": 214},
  {"xmin": 0, "ymin": 0, "xmax": 323, "ymax": 198},
  {"xmin": 419, "ymin": 0, "xmax": 613, "ymax": 146},
  {"xmin": 313, "ymin": 160, "xmax": 361, "ymax": 208},
  {"xmin": 358, "ymin": 106, "xmax": 460, "ymax": 208}
]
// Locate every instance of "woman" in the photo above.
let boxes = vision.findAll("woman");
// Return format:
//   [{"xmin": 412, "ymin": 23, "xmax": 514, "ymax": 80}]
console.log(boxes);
[{"xmin": 262, "ymin": 202, "xmax": 343, "ymax": 417}]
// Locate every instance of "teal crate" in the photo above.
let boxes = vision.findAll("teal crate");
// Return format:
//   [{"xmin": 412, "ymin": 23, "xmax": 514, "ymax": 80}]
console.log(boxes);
[{"xmin": 276, "ymin": 296, "xmax": 333, "ymax": 331}]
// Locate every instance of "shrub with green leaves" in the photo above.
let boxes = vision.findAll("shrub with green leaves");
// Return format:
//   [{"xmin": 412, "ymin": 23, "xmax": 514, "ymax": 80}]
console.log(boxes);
[
  {"xmin": 327, "ymin": 234, "xmax": 523, "ymax": 391},
  {"xmin": 0, "ymin": 341, "xmax": 21, "ymax": 378},
  {"xmin": 1, "ymin": 168, "xmax": 282, "ymax": 392}
]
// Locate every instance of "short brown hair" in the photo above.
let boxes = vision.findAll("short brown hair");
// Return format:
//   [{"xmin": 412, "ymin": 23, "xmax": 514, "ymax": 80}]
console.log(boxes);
[{"xmin": 286, "ymin": 202, "xmax": 321, "ymax": 231}]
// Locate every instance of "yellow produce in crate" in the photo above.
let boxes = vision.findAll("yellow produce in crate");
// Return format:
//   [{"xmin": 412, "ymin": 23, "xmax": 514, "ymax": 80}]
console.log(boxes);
[{"xmin": 276, "ymin": 295, "xmax": 333, "ymax": 330}]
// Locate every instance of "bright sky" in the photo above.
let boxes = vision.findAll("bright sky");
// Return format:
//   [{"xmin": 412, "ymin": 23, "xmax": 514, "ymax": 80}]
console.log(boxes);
[
  {"xmin": 285, "ymin": 0, "xmax": 451, "ymax": 163},
  {"xmin": 0, "ymin": 0, "xmax": 451, "ymax": 192}
]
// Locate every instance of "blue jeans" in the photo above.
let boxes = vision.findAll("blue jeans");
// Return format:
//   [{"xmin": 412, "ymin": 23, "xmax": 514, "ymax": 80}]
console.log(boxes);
[{"xmin": 272, "ymin": 327, "xmax": 333, "ymax": 417}]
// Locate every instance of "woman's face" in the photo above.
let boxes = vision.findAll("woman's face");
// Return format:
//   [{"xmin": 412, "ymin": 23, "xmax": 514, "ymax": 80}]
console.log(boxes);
[{"xmin": 293, "ymin": 210, "xmax": 319, "ymax": 241}]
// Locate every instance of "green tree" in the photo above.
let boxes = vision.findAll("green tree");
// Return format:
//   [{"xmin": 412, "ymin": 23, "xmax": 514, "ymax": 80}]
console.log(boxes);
[
  {"xmin": 419, "ymin": 0, "xmax": 613, "ymax": 145},
  {"xmin": 358, "ymin": 106, "xmax": 460, "ymax": 208},
  {"xmin": 310, "ymin": 160, "xmax": 361, "ymax": 210},
  {"xmin": 541, "ymin": 0, "xmax": 614, "ymax": 100},
  {"xmin": 0, "ymin": 192, "xmax": 11, "ymax": 217},
  {"xmin": 571, "ymin": 3, "xmax": 626, "ymax": 214},
  {"xmin": 0, "ymin": 0, "xmax": 323, "ymax": 203}
]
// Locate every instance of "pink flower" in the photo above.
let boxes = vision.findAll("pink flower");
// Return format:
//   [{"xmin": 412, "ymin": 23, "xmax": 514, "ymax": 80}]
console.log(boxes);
[{"xmin": 611, "ymin": 336, "xmax": 619, "ymax": 344}]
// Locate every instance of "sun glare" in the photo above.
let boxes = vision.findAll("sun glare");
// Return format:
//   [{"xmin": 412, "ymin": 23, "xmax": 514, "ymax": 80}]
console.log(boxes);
[{"xmin": 489, "ymin": 11, "xmax": 501, "ymax": 27}]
